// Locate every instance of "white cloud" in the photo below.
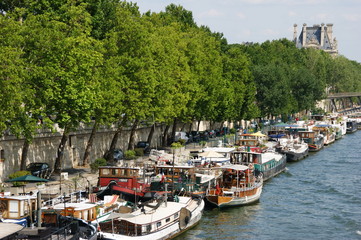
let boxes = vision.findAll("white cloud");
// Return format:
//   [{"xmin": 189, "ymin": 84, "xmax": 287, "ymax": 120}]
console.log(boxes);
[
  {"xmin": 242, "ymin": 29, "xmax": 252, "ymax": 37},
  {"xmin": 236, "ymin": 0, "xmax": 327, "ymax": 5},
  {"xmin": 201, "ymin": 9, "xmax": 223, "ymax": 17},
  {"xmin": 263, "ymin": 28, "xmax": 279, "ymax": 36},
  {"xmin": 288, "ymin": 11, "xmax": 297, "ymax": 17},
  {"xmin": 343, "ymin": 14, "xmax": 361, "ymax": 22},
  {"xmin": 310, "ymin": 13, "xmax": 329, "ymax": 21},
  {"xmin": 237, "ymin": 12, "xmax": 246, "ymax": 19}
]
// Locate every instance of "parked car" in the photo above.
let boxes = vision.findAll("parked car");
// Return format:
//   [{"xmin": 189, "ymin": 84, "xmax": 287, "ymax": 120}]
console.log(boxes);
[
  {"xmin": 207, "ymin": 130, "xmax": 216, "ymax": 138},
  {"xmin": 26, "ymin": 162, "xmax": 52, "ymax": 179},
  {"xmin": 199, "ymin": 131, "xmax": 209, "ymax": 141},
  {"xmin": 113, "ymin": 149, "xmax": 124, "ymax": 161},
  {"xmin": 189, "ymin": 131, "xmax": 200, "ymax": 142},
  {"xmin": 174, "ymin": 132, "xmax": 189, "ymax": 143},
  {"xmin": 135, "ymin": 141, "xmax": 151, "ymax": 154}
]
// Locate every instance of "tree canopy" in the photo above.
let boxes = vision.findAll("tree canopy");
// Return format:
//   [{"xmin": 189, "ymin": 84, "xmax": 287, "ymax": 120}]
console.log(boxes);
[{"xmin": 1, "ymin": 1, "xmax": 361, "ymax": 167}]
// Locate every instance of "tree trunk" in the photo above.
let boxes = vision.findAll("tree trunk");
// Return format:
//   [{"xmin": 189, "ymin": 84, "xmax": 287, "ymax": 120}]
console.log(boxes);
[
  {"xmin": 127, "ymin": 119, "xmax": 139, "ymax": 150},
  {"xmin": 197, "ymin": 119, "xmax": 201, "ymax": 132},
  {"xmin": 209, "ymin": 120, "xmax": 214, "ymax": 130},
  {"xmin": 162, "ymin": 124, "xmax": 170, "ymax": 147},
  {"xmin": 170, "ymin": 118, "xmax": 177, "ymax": 143},
  {"xmin": 82, "ymin": 120, "xmax": 99, "ymax": 166},
  {"xmin": 54, "ymin": 126, "xmax": 69, "ymax": 174},
  {"xmin": 104, "ymin": 117, "xmax": 127, "ymax": 161},
  {"xmin": 20, "ymin": 139, "xmax": 30, "ymax": 170},
  {"xmin": 147, "ymin": 123, "xmax": 156, "ymax": 148},
  {"xmin": 188, "ymin": 121, "xmax": 193, "ymax": 134},
  {"xmin": 180, "ymin": 122, "xmax": 186, "ymax": 131}
]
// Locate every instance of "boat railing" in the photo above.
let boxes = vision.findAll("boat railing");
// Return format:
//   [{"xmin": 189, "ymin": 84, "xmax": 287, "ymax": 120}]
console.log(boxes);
[{"xmin": 38, "ymin": 220, "xmax": 81, "ymax": 240}]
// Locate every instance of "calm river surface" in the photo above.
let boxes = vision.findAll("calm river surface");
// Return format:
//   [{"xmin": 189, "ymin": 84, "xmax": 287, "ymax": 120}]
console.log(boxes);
[{"xmin": 177, "ymin": 130, "xmax": 361, "ymax": 240}]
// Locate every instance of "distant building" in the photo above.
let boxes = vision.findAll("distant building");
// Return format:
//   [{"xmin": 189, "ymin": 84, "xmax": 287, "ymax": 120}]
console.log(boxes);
[{"xmin": 293, "ymin": 23, "xmax": 338, "ymax": 56}]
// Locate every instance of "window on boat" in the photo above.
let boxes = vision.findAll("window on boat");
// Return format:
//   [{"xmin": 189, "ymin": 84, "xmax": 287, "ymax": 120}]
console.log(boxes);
[
  {"xmin": 156, "ymin": 221, "xmax": 162, "ymax": 228},
  {"xmin": 146, "ymin": 224, "xmax": 151, "ymax": 232},
  {"xmin": 166, "ymin": 218, "xmax": 170, "ymax": 223},
  {"xmin": 174, "ymin": 213, "xmax": 179, "ymax": 218},
  {"xmin": 102, "ymin": 169, "xmax": 110, "ymax": 176}
]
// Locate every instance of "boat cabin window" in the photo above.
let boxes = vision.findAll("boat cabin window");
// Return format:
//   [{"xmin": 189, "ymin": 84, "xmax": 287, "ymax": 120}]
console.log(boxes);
[
  {"xmin": 174, "ymin": 213, "xmax": 179, "ymax": 218},
  {"xmin": 101, "ymin": 168, "xmax": 110, "ymax": 176},
  {"xmin": 156, "ymin": 221, "xmax": 162, "ymax": 228},
  {"xmin": 166, "ymin": 218, "xmax": 170, "ymax": 223}
]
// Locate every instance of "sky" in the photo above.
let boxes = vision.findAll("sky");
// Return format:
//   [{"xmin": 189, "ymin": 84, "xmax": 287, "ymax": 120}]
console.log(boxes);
[{"xmin": 131, "ymin": 0, "xmax": 361, "ymax": 63}]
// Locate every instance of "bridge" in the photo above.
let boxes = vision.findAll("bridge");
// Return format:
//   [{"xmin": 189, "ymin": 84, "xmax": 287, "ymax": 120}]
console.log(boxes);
[{"xmin": 325, "ymin": 92, "xmax": 361, "ymax": 114}]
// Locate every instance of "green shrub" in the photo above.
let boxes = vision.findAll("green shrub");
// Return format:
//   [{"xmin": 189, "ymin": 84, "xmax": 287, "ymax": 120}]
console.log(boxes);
[
  {"xmin": 199, "ymin": 141, "xmax": 207, "ymax": 147},
  {"xmin": 230, "ymin": 128, "xmax": 236, "ymax": 134},
  {"xmin": 90, "ymin": 158, "xmax": 107, "ymax": 173},
  {"xmin": 171, "ymin": 142, "xmax": 183, "ymax": 149},
  {"xmin": 124, "ymin": 150, "xmax": 136, "ymax": 160},
  {"xmin": 8, "ymin": 170, "xmax": 31, "ymax": 187},
  {"xmin": 177, "ymin": 139, "xmax": 186, "ymax": 145},
  {"xmin": 134, "ymin": 148, "xmax": 144, "ymax": 156}
]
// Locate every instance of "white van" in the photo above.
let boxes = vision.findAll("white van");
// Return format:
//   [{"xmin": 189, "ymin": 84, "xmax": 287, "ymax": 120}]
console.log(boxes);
[{"xmin": 175, "ymin": 132, "xmax": 189, "ymax": 142}]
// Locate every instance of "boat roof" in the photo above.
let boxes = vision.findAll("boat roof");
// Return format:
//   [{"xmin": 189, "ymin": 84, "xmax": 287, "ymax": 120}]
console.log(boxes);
[
  {"xmin": 0, "ymin": 195, "xmax": 37, "ymax": 201},
  {"xmin": 98, "ymin": 166, "xmax": 140, "ymax": 170},
  {"xmin": 0, "ymin": 223, "xmax": 24, "ymax": 238},
  {"xmin": 314, "ymin": 124, "xmax": 332, "ymax": 127},
  {"xmin": 108, "ymin": 197, "xmax": 193, "ymax": 224},
  {"xmin": 213, "ymin": 164, "xmax": 249, "ymax": 171},
  {"xmin": 202, "ymin": 147, "xmax": 235, "ymax": 153},
  {"xmin": 48, "ymin": 202, "xmax": 97, "ymax": 211},
  {"xmin": 156, "ymin": 165, "xmax": 194, "ymax": 169},
  {"xmin": 261, "ymin": 152, "xmax": 284, "ymax": 163}
]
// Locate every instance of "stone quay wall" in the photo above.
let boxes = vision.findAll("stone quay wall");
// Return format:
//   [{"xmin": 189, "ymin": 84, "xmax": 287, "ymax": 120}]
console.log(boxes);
[{"xmin": 0, "ymin": 121, "xmax": 212, "ymax": 182}]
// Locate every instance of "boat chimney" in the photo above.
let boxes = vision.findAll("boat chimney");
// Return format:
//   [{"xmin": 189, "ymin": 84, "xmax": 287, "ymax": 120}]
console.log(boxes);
[{"xmin": 37, "ymin": 191, "xmax": 42, "ymax": 227}]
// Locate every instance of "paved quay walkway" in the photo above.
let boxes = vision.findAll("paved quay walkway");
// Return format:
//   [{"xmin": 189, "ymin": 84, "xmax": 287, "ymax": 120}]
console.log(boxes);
[{"xmin": 3, "ymin": 166, "xmax": 99, "ymax": 196}]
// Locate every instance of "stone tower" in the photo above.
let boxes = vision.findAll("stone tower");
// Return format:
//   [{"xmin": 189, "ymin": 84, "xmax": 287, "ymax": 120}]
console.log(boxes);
[{"xmin": 294, "ymin": 23, "xmax": 338, "ymax": 56}]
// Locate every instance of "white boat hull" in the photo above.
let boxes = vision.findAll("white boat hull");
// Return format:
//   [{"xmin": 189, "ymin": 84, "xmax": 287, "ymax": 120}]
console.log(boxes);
[{"xmin": 98, "ymin": 199, "xmax": 204, "ymax": 240}]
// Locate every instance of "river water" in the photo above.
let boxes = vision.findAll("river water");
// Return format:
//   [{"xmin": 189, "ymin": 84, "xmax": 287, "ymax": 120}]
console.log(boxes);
[{"xmin": 177, "ymin": 130, "xmax": 361, "ymax": 240}]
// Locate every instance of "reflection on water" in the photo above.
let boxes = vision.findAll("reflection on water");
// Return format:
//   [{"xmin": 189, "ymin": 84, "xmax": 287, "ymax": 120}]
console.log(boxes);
[
  {"xmin": 175, "ymin": 131, "xmax": 361, "ymax": 240},
  {"xmin": 178, "ymin": 203, "xmax": 262, "ymax": 240}
]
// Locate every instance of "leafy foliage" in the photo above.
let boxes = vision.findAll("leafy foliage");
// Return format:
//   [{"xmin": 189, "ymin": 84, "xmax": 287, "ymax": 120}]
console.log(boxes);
[
  {"xmin": 1, "ymin": 1, "xmax": 361, "ymax": 174},
  {"xmin": 90, "ymin": 158, "xmax": 107, "ymax": 173}
]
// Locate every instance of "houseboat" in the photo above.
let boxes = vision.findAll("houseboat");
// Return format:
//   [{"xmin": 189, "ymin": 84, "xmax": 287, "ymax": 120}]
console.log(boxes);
[
  {"xmin": 95, "ymin": 166, "xmax": 151, "ymax": 202},
  {"xmin": 97, "ymin": 195, "xmax": 204, "ymax": 240},
  {"xmin": 312, "ymin": 125, "xmax": 336, "ymax": 145},
  {"xmin": 348, "ymin": 113, "xmax": 361, "ymax": 130},
  {"xmin": 151, "ymin": 165, "xmax": 215, "ymax": 197},
  {"xmin": 346, "ymin": 120, "xmax": 358, "ymax": 133},
  {"xmin": 43, "ymin": 202, "xmax": 98, "ymax": 222},
  {"xmin": 232, "ymin": 149, "xmax": 286, "ymax": 181},
  {"xmin": 0, "ymin": 195, "xmax": 38, "ymax": 227},
  {"xmin": 298, "ymin": 130, "xmax": 324, "ymax": 151},
  {"xmin": 276, "ymin": 137, "xmax": 309, "ymax": 162},
  {"xmin": 205, "ymin": 164, "xmax": 263, "ymax": 208}
]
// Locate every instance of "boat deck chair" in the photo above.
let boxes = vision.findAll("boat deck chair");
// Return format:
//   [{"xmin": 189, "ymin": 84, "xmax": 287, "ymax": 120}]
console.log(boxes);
[{"xmin": 104, "ymin": 195, "xmax": 119, "ymax": 207}]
